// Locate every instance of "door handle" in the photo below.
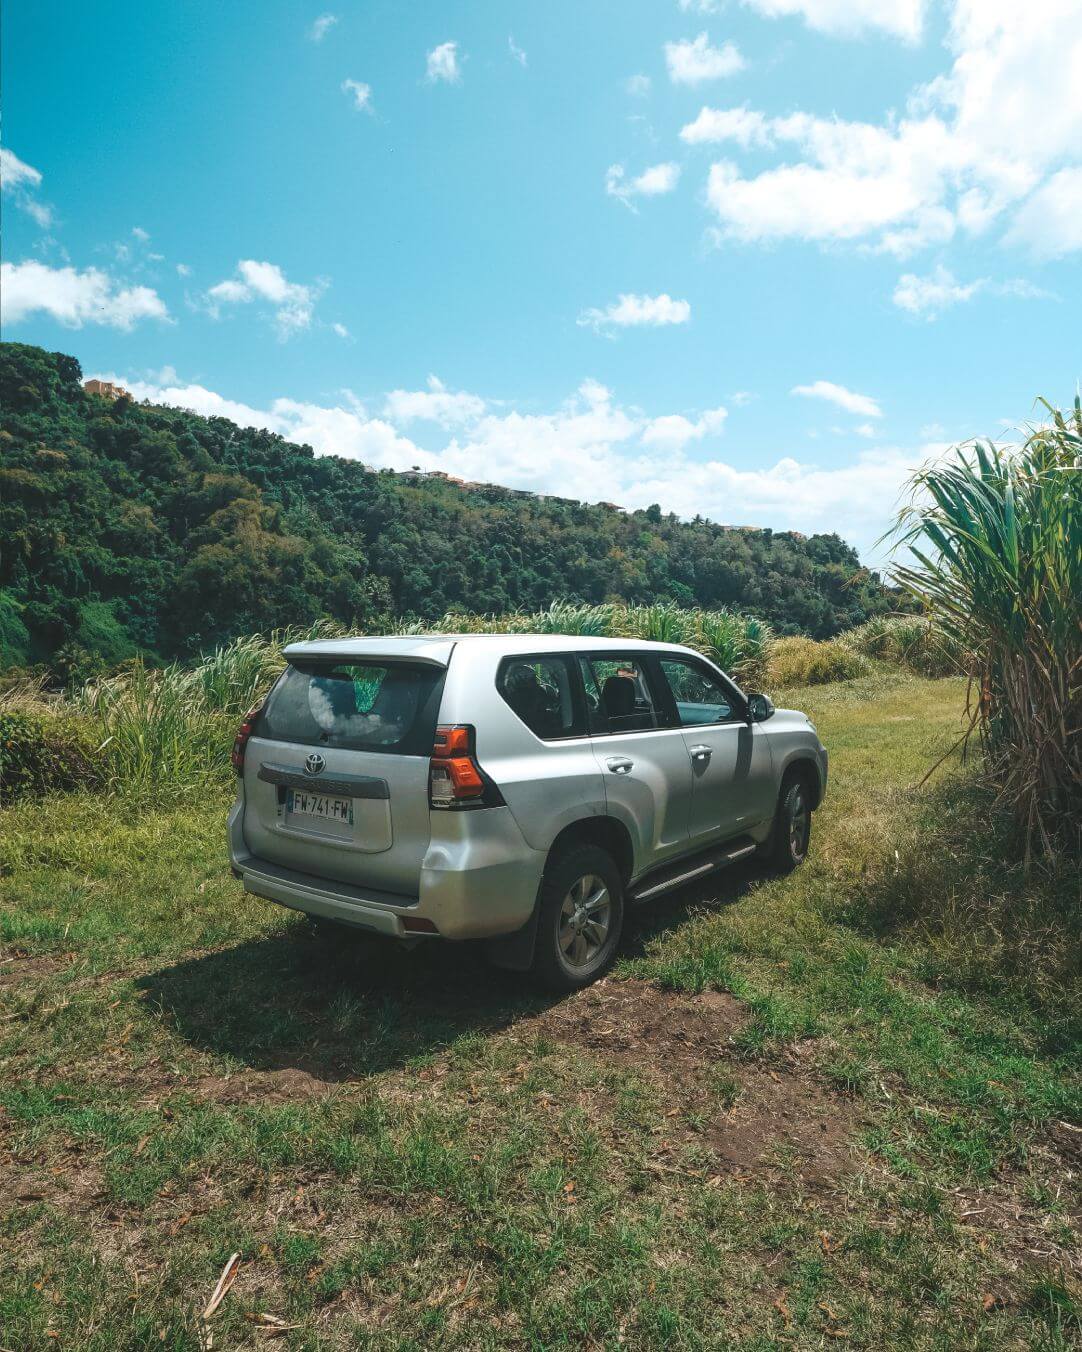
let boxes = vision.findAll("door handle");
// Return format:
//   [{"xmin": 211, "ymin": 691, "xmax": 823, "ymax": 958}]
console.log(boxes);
[
  {"xmin": 689, "ymin": 744, "xmax": 712, "ymax": 764},
  {"xmin": 606, "ymin": 756, "xmax": 634, "ymax": 774}
]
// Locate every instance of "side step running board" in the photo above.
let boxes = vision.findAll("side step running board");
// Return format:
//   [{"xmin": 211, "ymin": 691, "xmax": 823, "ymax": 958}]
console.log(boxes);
[{"xmin": 630, "ymin": 840, "xmax": 757, "ymax": 904}]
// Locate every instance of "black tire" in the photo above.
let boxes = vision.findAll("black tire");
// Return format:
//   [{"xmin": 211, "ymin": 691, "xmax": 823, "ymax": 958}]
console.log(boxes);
[
  {"xmin": 530, "ymin": 844, "xmax": 625, "ymax": 992},
  {"xmin": 764, "ymin": 773, "xmax": 813, "ymax": 873}
]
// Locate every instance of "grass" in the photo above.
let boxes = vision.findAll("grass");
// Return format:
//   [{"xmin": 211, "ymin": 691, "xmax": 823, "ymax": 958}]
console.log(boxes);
[{"xmin": 1, "ymin": 672, "xmax": 1079, "ymax": 1349}]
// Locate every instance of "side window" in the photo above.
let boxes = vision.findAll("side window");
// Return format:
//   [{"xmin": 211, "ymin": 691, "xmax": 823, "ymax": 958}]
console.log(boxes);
[
  {"xmin": 497, "ymin": 655, "xmax": 584, "ymax": 740},
  {"xmin": 659, "ymin": 657, "xmax": 739, "ymax": 726},
  {"xmin": 581, "ymin": 656, "xmax": 659, "ymax": 734}
]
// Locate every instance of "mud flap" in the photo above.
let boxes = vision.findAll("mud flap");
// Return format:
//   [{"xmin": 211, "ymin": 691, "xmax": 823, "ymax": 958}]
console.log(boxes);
[{"xmin": 483, "ymin": 884, "xmax": 543, "ymax": 972}]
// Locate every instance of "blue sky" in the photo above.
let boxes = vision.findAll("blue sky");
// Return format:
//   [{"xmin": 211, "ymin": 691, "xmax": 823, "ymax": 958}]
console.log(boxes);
[{"xmin": 3, "ymin": 0, "xmax": 1080, "ymax": 565}]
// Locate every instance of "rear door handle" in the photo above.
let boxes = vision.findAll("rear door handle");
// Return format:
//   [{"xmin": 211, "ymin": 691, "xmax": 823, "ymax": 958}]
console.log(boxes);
[
  {"xmin": 689, "ymin": 744, "xmax": 712, "ymax": 764},
  {"xmin": 606, "ymin": 756, "xmax": 634, "ymax": 774}
]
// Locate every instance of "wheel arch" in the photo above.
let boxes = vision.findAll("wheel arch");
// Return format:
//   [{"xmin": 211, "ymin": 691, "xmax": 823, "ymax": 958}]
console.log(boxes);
[
  {"xmin": 485, "ymin": 814, "xmax": 634, "ymax": 974},
  {"xmin": 545, "ymin": 815, "xmax": 635, "ymax": 886},
  {"xmin": 778, "ymin": 754, "xmax": 823, "ymax": 810}
]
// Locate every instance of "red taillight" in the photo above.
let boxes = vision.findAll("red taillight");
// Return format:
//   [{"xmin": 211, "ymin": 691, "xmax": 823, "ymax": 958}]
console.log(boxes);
[
  {"xmin": 231, "ymin": 704, "xmax": 263, "ymax": 775},
  {"xmin": 428, "ymin": 724, "xmax": 501, "ymax": 809}
]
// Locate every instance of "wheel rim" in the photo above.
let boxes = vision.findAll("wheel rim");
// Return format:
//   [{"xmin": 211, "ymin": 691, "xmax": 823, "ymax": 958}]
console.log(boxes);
[
  {"xmin": 558, "ymin": 873, "xmax": 611, "ymax": 971},
  {"xmin": 789, "ymin": 786, "xmax": 809, "ymax": 859}
]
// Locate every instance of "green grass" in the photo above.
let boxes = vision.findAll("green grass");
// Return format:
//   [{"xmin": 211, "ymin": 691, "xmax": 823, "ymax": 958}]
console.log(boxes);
[{"xmin": 1, "ymin": 673, "xmax": 1078, "ymax": 1349}]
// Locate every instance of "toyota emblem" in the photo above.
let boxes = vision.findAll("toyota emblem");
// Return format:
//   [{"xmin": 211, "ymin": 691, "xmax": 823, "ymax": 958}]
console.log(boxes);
[{"xmin": 303, "ymin": 752, "xmax": 326, "ymax": 776}]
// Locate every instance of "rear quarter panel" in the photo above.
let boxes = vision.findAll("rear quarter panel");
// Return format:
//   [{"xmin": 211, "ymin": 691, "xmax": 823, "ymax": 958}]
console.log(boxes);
[{"xmin": 438, "ymin": 645, "xmax": 608, "ymax": 852}]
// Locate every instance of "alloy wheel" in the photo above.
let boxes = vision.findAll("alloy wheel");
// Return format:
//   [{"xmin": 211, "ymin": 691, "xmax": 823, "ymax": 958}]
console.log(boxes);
[{"xmin": 558, "ymin": 873, "xmax": 611, "ymax": 970}]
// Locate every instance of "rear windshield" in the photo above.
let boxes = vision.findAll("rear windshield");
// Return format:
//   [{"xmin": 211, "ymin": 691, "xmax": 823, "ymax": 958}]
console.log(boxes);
[{"xmin": 257, "ymin": 661, "xmax": 444, "ymax": 755}]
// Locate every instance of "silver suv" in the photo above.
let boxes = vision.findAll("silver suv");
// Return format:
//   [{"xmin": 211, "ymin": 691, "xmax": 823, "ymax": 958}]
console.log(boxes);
[{"xmin": 228, "ymin": 635, "xmax": 827, "ymax": 990}]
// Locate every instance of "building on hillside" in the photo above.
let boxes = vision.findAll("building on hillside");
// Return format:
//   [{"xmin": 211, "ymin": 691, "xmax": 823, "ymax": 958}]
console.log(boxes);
[{"xmin": 84, "ymin": 378, "xmax": 130, "ymax": 400}]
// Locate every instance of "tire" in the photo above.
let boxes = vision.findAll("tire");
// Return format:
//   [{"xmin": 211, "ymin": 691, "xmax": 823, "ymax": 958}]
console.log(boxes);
[
  {"xmin": 530, "ymin": 844, "xmax": 625, "ymax": 992},
  {"xmin": 764, "ymin": 773, "xmax": 813, "ymax": 873}
]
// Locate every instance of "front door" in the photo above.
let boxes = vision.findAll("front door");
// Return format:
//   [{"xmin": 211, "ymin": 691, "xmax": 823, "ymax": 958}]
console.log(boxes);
[{"xmin": 654, "ymin": 654, "xmax": 775, "ymax": 846}]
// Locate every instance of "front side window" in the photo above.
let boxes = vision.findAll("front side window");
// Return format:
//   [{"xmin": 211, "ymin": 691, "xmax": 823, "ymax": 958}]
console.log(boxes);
[
  {"xmin": 258, "ymin": 661, "xmax": 443, "ymax": 754},
  {"xmin": 581, "ymin": 656, "xmax": 658, "ymax": 733},
  {"xmin": 497, "ymin": 655, "xmax": 584, "ymax": 740},
  {"xmin": 658, "ymin": 657, "xmax": 739, "ymax": 726}
]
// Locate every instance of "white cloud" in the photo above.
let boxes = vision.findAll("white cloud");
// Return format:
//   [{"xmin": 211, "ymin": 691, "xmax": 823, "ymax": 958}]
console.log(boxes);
[
  {"xmin": 792, "ymin": 380, "xmax": 882, "ymax": 418},
  {"xmin": 893, "ymin": 264, "xmax": 1054, "ymax": 316},
  {"xmin": 132, "ymin": 226, "xmax": 150, "ymax": 243},
  {"xmin": 341, "ymin": 78, "xmax": 373, "ymax": 113},
  {"xmin": 332, "ymin": 322, "xmax": 351, "ymax": 339},
  {"xmin": 205, "ymin": 259, "xmax": 322, "ymax": 337},
  {"xmin": 642, "ymin": 406, "xmax": 728, "ymax": 449},
  {"xmin": 665, "ymin": 33, "xmax": 745, "ymax": 85},
  {"xmin": 0, "ymin": 260, "xmax": 169, "ymax": 330},
  {"xmin": 626, "ymin": 73, "xmax": 652, "ymax": 97},
  {"xmin": 176, "ymin": 262, "xmax": 192, "ymax": 277},
  {"xmin": 679, "ymin": 0, "xmax": 724, "ymax": 11},
  {"xmin": 426, "ymin": 41, "xmax": 461, "ymax": 84},
  {"xmin": 508, "ymin": 35, "xmax": 527, "ymax": 67},
  {"xmin": 698, "ymin": 0, "xmax": 1082, "ymax": 255},
  {"xmin": 0, "ymin": 147, "xmax": 40, "ymax": 191},
  {"xmin": 578, "ymin": 292, "xmax": 691, "ymax": 335},
  {"xmin": 102, "ymin": 370, "xmax": 927, "ymax": 560},
  {"xmin": 704, "ymin": 114, "xmax": 961, "ymax": 247},
  {"xmin": 681, "ymin": 106, "xmax": 773, "ymax": 147},
  {"xmin": 383, "ymin": 376, "xmax": 486, "ymax": 427},
  {"xmin": 1003, "ymin": 168, "xmax": 1082, "ymax": 258},
  {"xmin": 606, "ymin": 162, "xmax": 681, "ymax": 209},
  {"xmin": 309, "ymin": 13, "xmax": 337, "ymax": 42},
  {"xmin": 893, "ymin": 266, "xmax": 981, "ymax": 315},
  {"xmin": 740, "ymin": 0, "xmax": 925, "ymax": 41},
  {"xmin": 0, "ymin": 147, "xmax": 52, "ymax": 227}
]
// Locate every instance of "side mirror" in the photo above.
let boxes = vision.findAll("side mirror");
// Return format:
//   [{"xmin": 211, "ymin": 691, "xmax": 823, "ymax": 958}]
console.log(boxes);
[{"xmin": 747, "ymin": 692, "xmax": 775, "ymax": 723}]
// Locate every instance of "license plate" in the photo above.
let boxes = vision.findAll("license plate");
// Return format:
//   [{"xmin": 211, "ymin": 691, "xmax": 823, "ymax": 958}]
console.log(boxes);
[{"xmin": 285, "ymin": 790, "xmax": 354, "ymax": 826}]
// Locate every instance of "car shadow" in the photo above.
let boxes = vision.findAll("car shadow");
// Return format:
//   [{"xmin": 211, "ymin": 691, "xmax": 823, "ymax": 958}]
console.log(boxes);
[{"xmin": 136, "ymin": 861, "xmax": 767, "ymax": 1084}]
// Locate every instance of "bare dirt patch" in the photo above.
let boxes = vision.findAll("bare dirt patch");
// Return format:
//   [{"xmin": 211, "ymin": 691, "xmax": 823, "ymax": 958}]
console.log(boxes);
[
  {"xmin": 512, "ymin": 977, "xmax": 860, "ymax": 1189},
  {"xmin": 0, "ymin": 947, "xmax": 77, "ymax": 990},
  {"xmin": 515, "ymin": 976, "xmax": 748, "ymax": 1074},
  {"xmin": 188, "ymin": 1065, "xmax": 339, "ymax": 1105},
  {"xmin": 953, "ymin": 1126, "xmax": 1081, "ymax": 1276}
]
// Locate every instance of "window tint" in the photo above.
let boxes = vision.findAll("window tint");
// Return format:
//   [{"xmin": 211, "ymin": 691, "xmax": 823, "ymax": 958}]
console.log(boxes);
[
  {"xmin": 659, "ymin": 657, "xmax": 738, "ymax": 726},
  {"xmin": 497, "ymin": 655, "xmax": 584, "ymax": 740},
  {"xmin": 581, "ymin": 656, "xmax": 658, "ymax": 733},
  {"xmin": 258, "ymin": 661, "xmax": 443, "ymax": 755}
]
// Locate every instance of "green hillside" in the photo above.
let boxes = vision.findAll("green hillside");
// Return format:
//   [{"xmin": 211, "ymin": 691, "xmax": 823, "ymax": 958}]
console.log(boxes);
[{"xmin": 0, "ymin": 342, "xmax": 894, "ymax": 671}]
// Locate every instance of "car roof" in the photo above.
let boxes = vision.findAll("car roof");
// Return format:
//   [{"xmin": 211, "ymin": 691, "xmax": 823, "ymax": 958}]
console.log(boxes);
[{"xmin": 282, "ymin": 633, "xmax": 704, "ymax": 663}]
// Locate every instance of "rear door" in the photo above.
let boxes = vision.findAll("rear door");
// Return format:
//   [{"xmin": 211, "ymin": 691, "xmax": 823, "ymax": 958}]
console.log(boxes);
[
  {"xmin": 580, "ymin": 652, "xmax": 693, "ymax": 873},
  {"xmin": 654, "ymin": 654, "xmax": 775, "ymax": 846},
  {"xmin": 241, "ymin": 656, "xmax": 446, "ymax": 897}
]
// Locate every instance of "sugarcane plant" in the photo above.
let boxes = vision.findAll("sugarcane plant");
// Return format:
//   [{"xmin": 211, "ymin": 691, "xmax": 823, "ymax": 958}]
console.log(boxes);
[{"xmin": 892, "ymin": 396, "xmax": 1082, "ymax": 856}]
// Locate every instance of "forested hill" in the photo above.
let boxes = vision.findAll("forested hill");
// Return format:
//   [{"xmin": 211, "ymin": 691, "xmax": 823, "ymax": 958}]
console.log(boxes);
[{"xmin": 0, "ymin": 342, "xmax": 895, "ymax": 671}]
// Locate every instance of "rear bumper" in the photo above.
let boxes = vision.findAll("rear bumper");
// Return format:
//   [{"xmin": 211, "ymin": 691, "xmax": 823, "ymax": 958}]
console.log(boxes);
[{"xmin": 228, "ymin": 796, "xmax": 546, "ymax": 941}]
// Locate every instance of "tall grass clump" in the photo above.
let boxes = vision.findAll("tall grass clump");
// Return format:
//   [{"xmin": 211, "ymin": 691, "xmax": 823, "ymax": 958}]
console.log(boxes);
[
  {"xmin": 841, "ymin": 614, "xmax": 962, "ymax": 679},
  {"xmin": 74, "ymin": 622, "xmax": 345, "ymax": 791},
  {"xmin": 893, "ymin": 398, "xmax": 1082, "ymax": 853},
  {"xmin": 768, "ymin": 636, "xmax": 870, "ymax": 687}
]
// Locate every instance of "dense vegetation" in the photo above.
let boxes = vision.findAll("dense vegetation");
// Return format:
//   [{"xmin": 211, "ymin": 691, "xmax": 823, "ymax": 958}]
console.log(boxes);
[
  {"xmin": 895, "ymin": 398, "xmax": 1081, "ymax": 853},
  {"xmin": 0, "ymin": 342, "xmax": 894, "ymax": 674}
]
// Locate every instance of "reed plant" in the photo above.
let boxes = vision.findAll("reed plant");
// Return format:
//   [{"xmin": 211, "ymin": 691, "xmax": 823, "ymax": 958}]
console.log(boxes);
[{"xmin": 892, "ymin": 398, "xmax": 1082, "ymax": 853}]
